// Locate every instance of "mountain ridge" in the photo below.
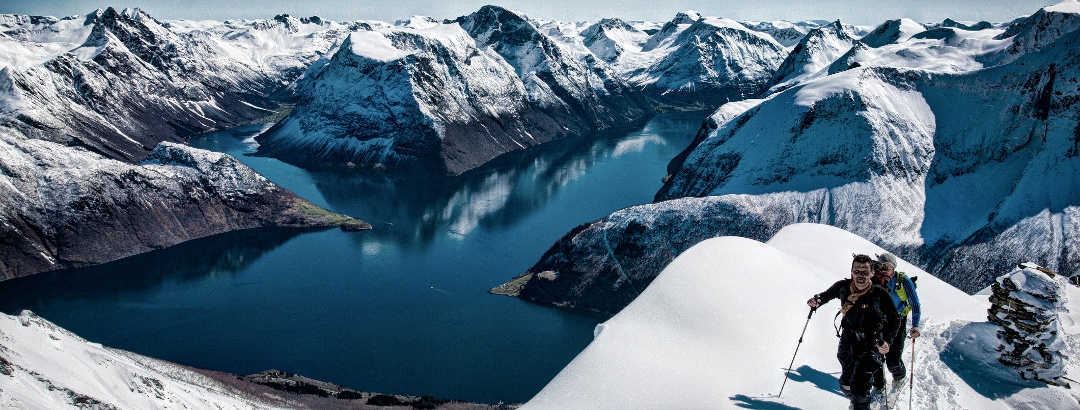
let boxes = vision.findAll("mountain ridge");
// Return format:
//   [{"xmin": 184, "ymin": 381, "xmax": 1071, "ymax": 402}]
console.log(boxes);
[{"xmin": 506, "ymin": 2, "xmax": 1080, "ymax": 314}]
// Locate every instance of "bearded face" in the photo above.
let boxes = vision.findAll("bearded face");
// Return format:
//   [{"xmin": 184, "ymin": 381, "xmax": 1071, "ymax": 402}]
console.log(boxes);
[{"xmin": 851, "ymin": 261, "xmax": 873, "ymax": 290}]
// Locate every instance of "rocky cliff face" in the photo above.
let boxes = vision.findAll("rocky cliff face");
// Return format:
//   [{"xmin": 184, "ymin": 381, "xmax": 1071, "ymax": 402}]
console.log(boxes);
[
  {"xmin": 511, "ymin": 193, "xmax": 832, "ymax": 314},
  {"xmin": 507, "ymin": 4, "xmax": 1080, "ymax": 314},
  {"xmin": 623, "ymin": 16, "xmax": 787, "ymax": 109},
  {"xmin": 0, "ymin": 8, "xmax": 296, "ymax": 163},
  {"xmin": 256, "ymin": 23, "xmax": 567, "ymax": 175},
  {"xmin": 0, "ymin": 133, "xmax": 362, "ymax": 280},
  {"xmin": 0, "ymin": 8, "xmax": 367, "ymax": 280},
  {"xmin": 767, "ymin": 20, "xmax": 857, "ymax": 92},
  {"xmin": 257, "ymin": 5, "xmax": 652, "ymax": 175}
]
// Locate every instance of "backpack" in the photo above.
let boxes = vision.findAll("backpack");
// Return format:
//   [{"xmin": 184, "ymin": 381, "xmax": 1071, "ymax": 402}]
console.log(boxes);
[{"xmin": 894, "ymin": 271, "xmax": 917, "ymax": 316}]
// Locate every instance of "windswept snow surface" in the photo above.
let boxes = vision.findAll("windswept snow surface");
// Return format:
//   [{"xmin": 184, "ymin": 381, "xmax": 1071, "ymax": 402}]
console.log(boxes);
[
  {"xmin": 1049, "ymin": 0, "xmax": 1080, "ymax": 13},
  {"xmin": 0, "ymin": 311, "xmax": 292, "ymax": 409},
  {"xmin": 522, "ymin": 223, "xmax": 1080, "ymax": 409}
]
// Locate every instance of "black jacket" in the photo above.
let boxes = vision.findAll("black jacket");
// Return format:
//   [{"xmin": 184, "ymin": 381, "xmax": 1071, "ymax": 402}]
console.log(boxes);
[{"xmin": 816, "ymin": 279, "xmax": 901, "ymax": 347}]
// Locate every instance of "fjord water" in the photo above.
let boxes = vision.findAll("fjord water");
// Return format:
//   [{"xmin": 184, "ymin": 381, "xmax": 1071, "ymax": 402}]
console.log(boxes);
[{"xmin": 0, "ymin": 111, "xmax": 705, "ymax": 404}]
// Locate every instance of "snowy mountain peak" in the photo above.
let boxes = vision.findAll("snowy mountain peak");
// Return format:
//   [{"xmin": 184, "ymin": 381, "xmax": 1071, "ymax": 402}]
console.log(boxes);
[
  {"xmin": 672, "ymin": 10, "xmax": 703, "ymax": 25},
  {"xmin": 453, "ymin": 5, "xmax": 554, "ymax": 63},
  {"xmin": 345, "ymin": 30, "xmax": 412, "ymax": 62},
  {"xmin": 860, "ymin": 18, "xmax": 926, "ymax": 48},
  {"xmin": 939, "ymin": 18, "xmax": 994, "ymax": 31},
  {"xmin": 83, "ymin": 6, "xmax": 189, "ymax": 72},
  {"xmin": 1047, "ymin": 0, "xmax": 1080, "ymax": 14},
  {"xmin": 271, "ymin": 14, "xmax": 303, "ymax": 32},
  {"xmin": 245, "ymin": 14, "xmax": 326, "ymax": 31},
  {"xmin": 641, "ymin": 11, "xmax": 701, "ymax": 51},
  {"xmin": 118, "ymin": 7, "xmax": 146, "ymax": 21},
  {"xmin": 627, "ymin": 14, "xmax": 787, "ymax": 108},
  {"xmin": 260, "ymin": 6, "xmax": 650, "ymax": 174},
  {"xmin": 395, "ymin": 15, "xmax": 440, "ymax": 29},
  {"xmin": 768, "ymin": 20, "xmax": 858, "ymax": 91},
  {"xmin": 580, "ymin": 17, "xmax": 648, "ymax": 62},
  {"xmin": 996, "ymin": 2, "xmax": 1080, "ymax": 58}
]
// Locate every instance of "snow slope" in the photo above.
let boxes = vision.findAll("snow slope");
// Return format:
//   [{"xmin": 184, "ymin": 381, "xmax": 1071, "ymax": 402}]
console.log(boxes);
[
  {"xmin": 0, "ymin": 311, "xmax": 294, "ymax": 409},
  {"xmin": 510, "ymin": 2, "xmax": 1080, "ymax": 314},
  {"xmin": 5, "ymin": 224, "xmax": 1076, "ymax": 409},
  {"xmin": 619, "ymin": 13, "xmax": 787, "ymax": 108},
  {"xmin": 522, "ymin": 223, "xmax": 1080, "ymax": 409}
]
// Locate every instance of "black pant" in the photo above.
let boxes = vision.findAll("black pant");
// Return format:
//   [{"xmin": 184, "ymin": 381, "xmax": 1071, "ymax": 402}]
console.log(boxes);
[
  {"xmin": 873, "ymin": 317, "xmax": 909, "ymax": 390},
  {"xmin": 838, "ymin": 333, "xmax": 882, "ymax": 409}
]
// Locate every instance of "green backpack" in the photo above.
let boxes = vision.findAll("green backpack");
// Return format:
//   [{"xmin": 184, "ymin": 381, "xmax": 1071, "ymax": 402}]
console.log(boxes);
[{"xmin": 894, "ymin": 271, "xmax": 918, "ymax": 316}]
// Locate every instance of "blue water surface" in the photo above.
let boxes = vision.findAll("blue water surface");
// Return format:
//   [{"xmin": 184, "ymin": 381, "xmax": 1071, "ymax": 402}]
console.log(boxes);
[{"xmin": 0, "ymin": 111, "xmax": 706, "ymax": 404}]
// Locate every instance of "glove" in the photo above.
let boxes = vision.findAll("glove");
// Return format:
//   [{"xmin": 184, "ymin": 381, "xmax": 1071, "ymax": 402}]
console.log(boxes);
[{"xmin": 909, "ymin": 327, "xmax": 921, "ymax": 339}]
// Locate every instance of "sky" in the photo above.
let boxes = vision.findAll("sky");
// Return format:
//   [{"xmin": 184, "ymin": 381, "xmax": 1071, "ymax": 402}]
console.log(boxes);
[{"xmin": 0, "ymin": 0, "xmax": 1063, "ymax": 26}]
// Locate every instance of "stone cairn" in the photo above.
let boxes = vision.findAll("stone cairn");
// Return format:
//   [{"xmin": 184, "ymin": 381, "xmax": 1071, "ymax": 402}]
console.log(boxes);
[{"xmin": 988, "ymin": 262, "xmax": 1070, "ymax": 386}]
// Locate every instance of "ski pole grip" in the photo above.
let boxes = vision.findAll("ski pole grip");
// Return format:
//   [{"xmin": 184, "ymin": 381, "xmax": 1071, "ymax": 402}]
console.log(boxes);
[{"xmin": 808, "ymin": 306, "xmax": 817, "ymax": 318}]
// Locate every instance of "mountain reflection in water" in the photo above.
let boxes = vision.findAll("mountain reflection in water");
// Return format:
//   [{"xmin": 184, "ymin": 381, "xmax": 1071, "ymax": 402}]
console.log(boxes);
[{"xmin": 0, "ymin": 110, "xmax": 707, "ymax": 404}]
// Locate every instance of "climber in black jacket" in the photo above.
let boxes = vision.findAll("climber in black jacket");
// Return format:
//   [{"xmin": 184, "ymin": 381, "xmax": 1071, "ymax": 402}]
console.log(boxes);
[{"xmin": 807, "ymin": 254, "xmax": 901, "ymax": 410}]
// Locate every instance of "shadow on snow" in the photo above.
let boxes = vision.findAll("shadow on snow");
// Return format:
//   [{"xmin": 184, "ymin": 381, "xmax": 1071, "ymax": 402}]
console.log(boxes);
[{"xmin": 730, "ymin": 365, "xmax": 844, "ymax": 409}]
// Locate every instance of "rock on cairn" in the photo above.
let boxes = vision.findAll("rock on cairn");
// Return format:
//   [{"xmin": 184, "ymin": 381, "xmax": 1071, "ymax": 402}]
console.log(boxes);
[{"xmin": 988, "ymin": 262, "xmax": 1069, "ymax": 386}]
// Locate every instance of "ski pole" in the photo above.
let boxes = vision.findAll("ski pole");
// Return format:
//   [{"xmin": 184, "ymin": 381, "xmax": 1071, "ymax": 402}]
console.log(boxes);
[
  {"xmin": 909, "ymin": 336, "xmax": 915, "ymax": 410},
  {"xmin": 881, "ymin": 361, "xmax": 889, "ymax": 408},
  {"xmin": 779, "ymin": 306, "xmax": 816, "ymax": 398}
]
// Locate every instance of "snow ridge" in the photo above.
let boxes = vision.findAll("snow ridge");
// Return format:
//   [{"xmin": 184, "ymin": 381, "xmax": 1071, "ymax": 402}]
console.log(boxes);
[
  {"xmin": 521, "ymin": 224, "xmax": 1080, "ymax": 409},
  {"xmin": 512, "ymin": 2, "xmax": 1080, "ymax": 315}
]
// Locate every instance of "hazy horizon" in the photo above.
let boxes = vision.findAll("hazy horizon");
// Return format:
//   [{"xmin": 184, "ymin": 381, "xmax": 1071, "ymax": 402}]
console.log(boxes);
[{"xmin": 0, "ymin": 0, "xmax": 1063, "ymax": 26}]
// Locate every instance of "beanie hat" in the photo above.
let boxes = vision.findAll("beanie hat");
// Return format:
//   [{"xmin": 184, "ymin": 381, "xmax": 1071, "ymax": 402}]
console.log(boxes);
[{"xmin": 877, "ymin": 252, "xmax": 898, "ymax": 268}]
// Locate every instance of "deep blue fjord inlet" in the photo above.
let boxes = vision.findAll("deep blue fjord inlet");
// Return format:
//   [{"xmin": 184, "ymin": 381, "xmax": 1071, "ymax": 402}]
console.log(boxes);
[{"xmin": 0, "ymin": 111, "xmax": 705, "ymax": 404}]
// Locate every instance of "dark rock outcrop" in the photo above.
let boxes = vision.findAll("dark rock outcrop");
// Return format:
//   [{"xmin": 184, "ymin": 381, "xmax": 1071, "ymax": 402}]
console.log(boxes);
[
  {"xmin": 0, "ymin": 139, "xmax": 363, "ymax": 281},
  {"xmin": 509, "ymin": 194, "xmax": 829, "ymax": 315},
  {"xmin": 988, "ymin": 263, "xmax": 1069, "ymax": 386}
]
